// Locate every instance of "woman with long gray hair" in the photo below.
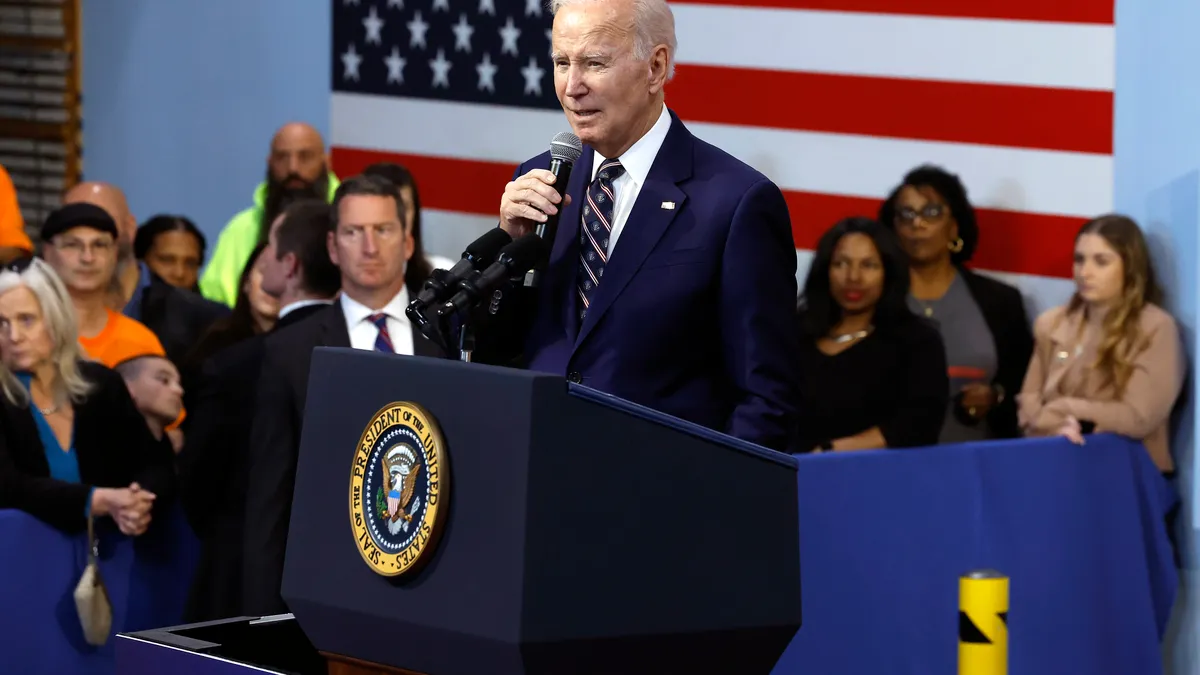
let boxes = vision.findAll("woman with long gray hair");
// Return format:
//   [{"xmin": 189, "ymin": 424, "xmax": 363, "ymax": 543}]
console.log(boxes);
[{"xmin": 0, "ymin": 256, "xmax": 175, "ymax": 535}]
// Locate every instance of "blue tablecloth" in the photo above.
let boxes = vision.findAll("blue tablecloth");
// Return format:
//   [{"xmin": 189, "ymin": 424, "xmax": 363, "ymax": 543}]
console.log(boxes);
[
  {"xmin": 0, "ymin": 505, "xmax": 199, "ymax": 675},
  {"xmin": 773, "ymin": 434, "xmax": 1178, "ymax": 675},
  {"xmin": 0, "ymin": 435, "xmax": 1176, "ymax": 675}
]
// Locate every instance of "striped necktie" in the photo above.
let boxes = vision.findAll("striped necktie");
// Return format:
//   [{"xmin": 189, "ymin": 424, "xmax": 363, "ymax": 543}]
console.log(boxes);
[
  {"xmin": 367, "ymin": 313, "xmax": 393, "ymax": 353},
  {"xmin": 577, "ymin": 158, "xmax": 624, "ymax": 323}
]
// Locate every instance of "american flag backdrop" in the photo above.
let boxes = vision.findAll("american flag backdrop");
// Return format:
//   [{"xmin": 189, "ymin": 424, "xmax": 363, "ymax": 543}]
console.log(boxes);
[{"xmin": 330, "ymin": 0, "xmax": 1113, "ymax": 315}]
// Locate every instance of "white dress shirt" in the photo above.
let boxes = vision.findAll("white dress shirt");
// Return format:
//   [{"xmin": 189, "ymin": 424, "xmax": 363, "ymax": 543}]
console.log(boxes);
[
  {"xmin": 339, "ymin": 286, "xmax": 415, "ymax": 355},
  {"xmin": 590, "ymin": 103, "xmax": 672, "ymax": 257},
  {"xmin": 277, "ymin": 298, "xmax": 332, "ymax": 321}
]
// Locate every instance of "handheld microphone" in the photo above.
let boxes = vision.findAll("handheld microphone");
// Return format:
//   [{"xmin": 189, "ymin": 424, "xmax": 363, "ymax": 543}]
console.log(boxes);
[
  {"xmin": 536, "ymin": 131, "xmax": 583, "ymax": 242},
  {"xmin": 526, "ymin": 132, "xmax": 582, "ymax": 288},
  {"xmin": 437, "ymin": 234, "xmax": 549, "ymax": 320}
]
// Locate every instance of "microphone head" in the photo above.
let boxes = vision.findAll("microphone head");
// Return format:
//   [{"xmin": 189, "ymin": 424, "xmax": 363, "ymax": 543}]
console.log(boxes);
[
  {"xmin": 549, "ymin": 132, "xmax": 583, "ymax": 164},
  {"xmin": 501, "ymin": 233, "xmax": 551, "ymax": 271},
  {"xmin": 464, "ymin": 227, "xmax": 513, "ymax": 259}
]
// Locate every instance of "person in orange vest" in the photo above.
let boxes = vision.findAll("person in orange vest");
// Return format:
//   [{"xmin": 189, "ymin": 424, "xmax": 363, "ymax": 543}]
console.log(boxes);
[{"xmin": 0, "ymin": 164, "xmax": 35, "ymax": 263}]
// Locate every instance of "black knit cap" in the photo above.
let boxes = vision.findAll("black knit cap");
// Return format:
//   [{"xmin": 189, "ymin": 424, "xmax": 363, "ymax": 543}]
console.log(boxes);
[{"xmin": 41, "ymin": 203, "xmax": 119, "ymax": 242}]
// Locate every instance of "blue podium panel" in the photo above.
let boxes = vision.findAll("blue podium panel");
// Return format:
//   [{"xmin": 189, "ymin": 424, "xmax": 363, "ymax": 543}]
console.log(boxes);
[{"xmin": 774, "ymin": 434, "xmax": 1177, "ymax": 675}]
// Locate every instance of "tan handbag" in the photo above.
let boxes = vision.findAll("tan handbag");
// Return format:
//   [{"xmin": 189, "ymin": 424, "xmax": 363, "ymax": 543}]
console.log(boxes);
[{"xmin": 73, "ymin": 514, "xmax": 112, "ymax": 646}]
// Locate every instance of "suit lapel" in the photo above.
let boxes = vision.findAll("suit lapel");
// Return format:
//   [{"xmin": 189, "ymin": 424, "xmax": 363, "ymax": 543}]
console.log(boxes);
[
  {"xmin": 573, "ymin": 113, "xmax": 692, "ymax": 351},
  {"xmin": 320, "ymin": 299, "xmax": 353, "ymax": 348}
]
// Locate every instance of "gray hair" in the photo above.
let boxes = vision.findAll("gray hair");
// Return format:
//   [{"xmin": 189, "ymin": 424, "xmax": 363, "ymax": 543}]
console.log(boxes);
[
  {"xmin": 550, "ymin": 0, "xmax": 678, "ymax": 80},
  {"xmin": 0, "ymin": 258, "xmax": 93, "ymax": 407}
]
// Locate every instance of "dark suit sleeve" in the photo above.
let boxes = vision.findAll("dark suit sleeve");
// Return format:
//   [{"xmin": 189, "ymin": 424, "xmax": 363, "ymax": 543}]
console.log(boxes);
[
  {"xmin": 0, "ymin": 415, "xmax": 92, "ymax": 533},
  {"xmin": 989, "ymin": 286, "xmax": 1034, "ymax": 438},
  {"xmin": 718, "ymin": 178, "xmax": 801, "ymax": 451},
  {"xmin": 879, "ymin": 323, "xmax": 950, "ymax": 448},
  {"xmin": 242, "ymin": 347, "xmax": 298, "ymax": 616},
  {"xmin": 177, "ymin": 353, "xmax": 231, "ymax": 537}
]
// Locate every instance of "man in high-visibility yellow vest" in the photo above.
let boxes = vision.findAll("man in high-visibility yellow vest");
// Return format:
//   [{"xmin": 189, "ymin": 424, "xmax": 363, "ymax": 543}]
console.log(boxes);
[{"xmin": 199, "ymin": 122, "xmax": 340, "ymax": 308}]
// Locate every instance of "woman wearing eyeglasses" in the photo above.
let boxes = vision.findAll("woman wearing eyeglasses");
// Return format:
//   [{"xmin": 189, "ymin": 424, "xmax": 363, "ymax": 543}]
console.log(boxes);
[
  {"xmin": 879, "ymin": 165, "xmax": 1034, "ymax": 445},
  {"xmin": 0, "ymin": 257, "xmax": 176, "ymax": 536}
]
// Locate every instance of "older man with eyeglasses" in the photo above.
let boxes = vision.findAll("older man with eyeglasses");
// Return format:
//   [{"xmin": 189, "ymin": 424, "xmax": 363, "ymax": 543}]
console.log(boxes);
[{"xmin": 38, "ymin": 203, "xmax": 166, "ymax": 368}]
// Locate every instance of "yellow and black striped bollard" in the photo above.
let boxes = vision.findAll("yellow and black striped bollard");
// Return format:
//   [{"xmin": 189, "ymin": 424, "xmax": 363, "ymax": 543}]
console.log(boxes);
[{"xmin": 958, "ymin": 569, "xmax": 1008, "ymax": 675}]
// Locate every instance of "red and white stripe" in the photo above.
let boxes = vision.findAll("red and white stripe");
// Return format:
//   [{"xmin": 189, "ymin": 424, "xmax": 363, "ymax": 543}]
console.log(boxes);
[{"xmin": 331, "ymin": 0, "xmax": 1113, "ymax": 317}]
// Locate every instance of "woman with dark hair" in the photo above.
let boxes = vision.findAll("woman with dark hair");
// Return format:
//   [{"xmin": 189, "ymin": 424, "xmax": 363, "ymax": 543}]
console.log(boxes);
[
  {"xmin": 1018, "ymin": 215, "xmax": 1184, "ymax": 473},
  {"xmin": 135, "ymin": 215, "xmax": 207, "ymax": 291},
  {"xmin": 879, "ymin": 164, "xmax": 1033, "ymax": 444},
  {"xmin": 183, "ymin": 243, "xmax": 278, "ymax": 370},
  {"xmin": 360, "ymin": 162, "xmax": 454, "ymax": 295},
  {"xmin": 793, "ymin": 217, "xmax": 949, "ymax": 454}
]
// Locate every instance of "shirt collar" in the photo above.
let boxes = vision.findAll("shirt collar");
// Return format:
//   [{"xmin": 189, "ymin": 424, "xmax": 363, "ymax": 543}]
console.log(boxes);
[
  {"xmin": 122, "ymin": 261, "xmax": 154, "ymax": 320},
  {"xmin": 278, "ymin": 297, "xmax": 333, "ymax": 320},
  {"xmin": 340, "ymin": 286, "xmax": 412, "ymax": 327},
  {"xmin": 591, "ymin": 103, "xmax": 671, "ymax": 187}
]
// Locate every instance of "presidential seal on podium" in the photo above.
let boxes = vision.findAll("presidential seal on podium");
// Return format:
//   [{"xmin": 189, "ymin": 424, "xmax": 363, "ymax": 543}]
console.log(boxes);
[{"xmin": 349, "ymin": 401, "xmax": 449, "ymax": 577}]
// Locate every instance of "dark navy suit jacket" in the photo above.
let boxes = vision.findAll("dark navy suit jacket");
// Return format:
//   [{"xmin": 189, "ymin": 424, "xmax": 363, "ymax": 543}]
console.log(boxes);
[{"xmin": 481, "ymin": 110, "xmax": 800, "ymax": 452}]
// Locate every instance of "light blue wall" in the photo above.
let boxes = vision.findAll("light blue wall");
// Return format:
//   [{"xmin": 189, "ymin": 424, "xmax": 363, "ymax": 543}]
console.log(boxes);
[
  {"xmin": 80, "ymin": 0, "xmax": 330, "ymax": 254},
  {"xmin": 1113, "ymin": 1, "xmax": 1200, "ymax": 671}
]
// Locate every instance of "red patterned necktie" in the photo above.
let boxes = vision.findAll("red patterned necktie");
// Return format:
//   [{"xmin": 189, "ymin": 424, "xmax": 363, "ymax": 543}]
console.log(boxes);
[{"xmin": 367, "ymin": 313, "xmax": 393, "ymax": 352}]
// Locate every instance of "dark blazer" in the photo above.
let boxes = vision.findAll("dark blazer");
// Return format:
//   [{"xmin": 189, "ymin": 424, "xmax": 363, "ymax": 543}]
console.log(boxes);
[
  {"xmin": 478, "ymin": 109, "xmax": 800, "ymax": 451},
  {"xmin": 959, "ymin": 267, "xmax": 1034, "ymax": 439},
  {"xmin": 0, "ymin": 361, "xmax": 177, "ymax": 533},
  {"xmin": 137, "ymin": 272, "xmax": 230, "ymax": 367},
  {"xmin": 241, "ymin": 299, "xmax": 443, "ymax": 615},
  {"xmin": 793, "ymin": 316, "xmax": 949, "ymax": 452},
  {"xmin": 177, "ymin": 301, "xmax": 329, "ymax": 622}
]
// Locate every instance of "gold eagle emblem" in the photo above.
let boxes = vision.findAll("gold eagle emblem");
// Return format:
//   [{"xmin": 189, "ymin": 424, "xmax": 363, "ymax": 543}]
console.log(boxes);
[{"xmin": 381, "ymin": 446, "xmax": 422, "ymax": 524}]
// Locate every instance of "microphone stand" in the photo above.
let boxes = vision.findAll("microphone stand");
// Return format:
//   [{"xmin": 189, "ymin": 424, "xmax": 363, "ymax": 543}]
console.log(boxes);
[{"xmin": 458, "ymin": 320, "xmax": 475, "ymax": 362}]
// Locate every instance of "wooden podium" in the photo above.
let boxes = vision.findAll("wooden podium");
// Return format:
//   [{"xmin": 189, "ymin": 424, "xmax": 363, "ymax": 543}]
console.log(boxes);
[{"xmin": 325, "ymin": 652, "xmax": 425, "ymax": 675}]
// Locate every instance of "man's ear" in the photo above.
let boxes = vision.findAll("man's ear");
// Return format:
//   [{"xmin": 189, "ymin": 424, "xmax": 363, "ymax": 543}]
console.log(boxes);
[
  {"xmin": 284, "ymin": 251, "xmax": 300, "ymax": 279},
  {"xmin": 327, "ymin": 231, "xmax": 339, "ymax": 267}
]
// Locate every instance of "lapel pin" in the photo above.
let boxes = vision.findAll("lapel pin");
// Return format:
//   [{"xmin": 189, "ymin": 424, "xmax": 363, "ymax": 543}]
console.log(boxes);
[{"xmin": 661, "ymin": 201, "xmax": 676, "ymax": 210}]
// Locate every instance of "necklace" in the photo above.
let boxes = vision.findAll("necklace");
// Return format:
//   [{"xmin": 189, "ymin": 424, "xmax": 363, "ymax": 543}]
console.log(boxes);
[
  {"xmin": 832, "ymin": 328, "xmax": 872, "ymax": 344},
  {"xmin": 30, "ymin": 386, "xmax": 59, "ymax": 416}
]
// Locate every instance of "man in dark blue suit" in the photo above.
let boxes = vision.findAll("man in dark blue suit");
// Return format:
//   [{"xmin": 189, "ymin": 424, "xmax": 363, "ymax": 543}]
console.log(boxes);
[{"xmin": 483, "ymin": 0, "xmax": 799, "ymax": 451}]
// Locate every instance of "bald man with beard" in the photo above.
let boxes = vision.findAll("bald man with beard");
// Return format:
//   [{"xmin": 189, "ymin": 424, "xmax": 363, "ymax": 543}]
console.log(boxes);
[
  {"xmin": 61, "ymin": 182, "xmax": 228, "ymax": 369},
  {"xmin": 199, "ymin": 122, "xmax": 341, "ymax": 308}
]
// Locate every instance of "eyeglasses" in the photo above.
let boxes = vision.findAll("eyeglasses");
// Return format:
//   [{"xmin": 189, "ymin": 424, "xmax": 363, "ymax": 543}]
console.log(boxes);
[
  {"xmin": 894, "ymin": 204, "xmax": 948, "ymax": 225},
  {"xmin": 53, "ymin": 238, "xmax": 114, "ymax": 255}
]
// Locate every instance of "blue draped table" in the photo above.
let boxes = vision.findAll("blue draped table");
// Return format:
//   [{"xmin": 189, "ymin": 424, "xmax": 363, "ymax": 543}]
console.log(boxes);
[
  {"xmin": 0, "ymin": 505, "xmax": 199, "ymax": 675},
  {"xmin": 0, "ymin": 435, "xmax": 1176, "ymax": 675},
  {"xmin": 772, "ymin": 434, "xmax": 1178, "ymax": 675}
]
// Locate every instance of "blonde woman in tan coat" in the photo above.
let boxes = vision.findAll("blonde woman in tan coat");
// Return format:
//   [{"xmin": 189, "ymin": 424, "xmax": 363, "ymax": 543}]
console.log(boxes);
[{"xmin": 1018, "ymin": 214, "xmax": 1184, "ymax": 474}]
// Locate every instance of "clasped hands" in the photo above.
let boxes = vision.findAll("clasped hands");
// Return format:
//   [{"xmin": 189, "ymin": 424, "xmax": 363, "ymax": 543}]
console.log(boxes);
[{"xmin": 91, "ymin": 482, "xmax": 156, "ymax": 536}]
